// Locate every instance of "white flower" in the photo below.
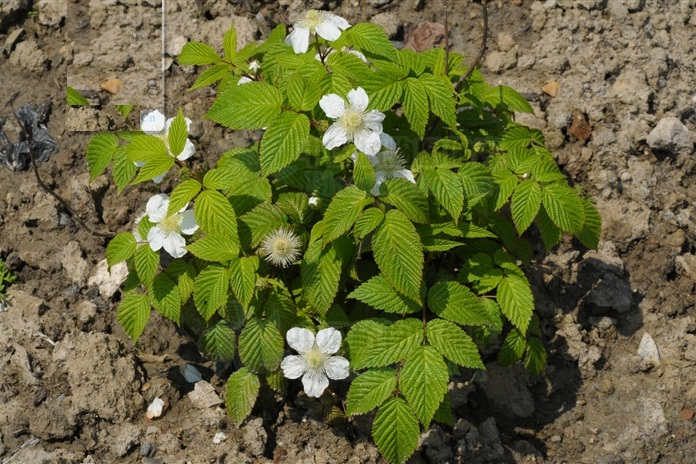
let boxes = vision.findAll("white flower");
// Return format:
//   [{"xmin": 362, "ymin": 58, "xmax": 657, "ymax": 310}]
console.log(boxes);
[
  {"xmin": 363, "ymin": 133, "xmax": 415, "ymax": 196},
  {"xmin": 238, "ymin": 60, "xmax": 260, "ymax": 85},
  {"xmin": 146, "ymin": 397, "xmax": 165, "ymax": 419},
  {"xmin": 308, "ymin": 196, "xmax": 321, "ymax": 208},
  {"xmin": 281, "ymin": 327, "xmax": 349, "ymax": 398},
  {"xmin": 320, "ymin": 87, "xmax": 385, "ymax": 156},
  {"xmin": 145, "ymin": 193, "xmax": 199, "ymax": 258},
  {"xmin": 260, "ymin": 228, "xmax": 302, "ymax": 268},
  {"xmin": 285, "ymin": 10, "xmax": 350, "ymax": 54},
  {"xmin": 138, "ymin": 109, "xmax": 196, "ymax": 183}
]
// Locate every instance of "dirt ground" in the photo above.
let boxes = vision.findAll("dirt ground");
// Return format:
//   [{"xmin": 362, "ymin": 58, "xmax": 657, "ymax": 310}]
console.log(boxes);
[{"xmin": 1, "ymin": 0, "xmax": 696, "ymax": 463}]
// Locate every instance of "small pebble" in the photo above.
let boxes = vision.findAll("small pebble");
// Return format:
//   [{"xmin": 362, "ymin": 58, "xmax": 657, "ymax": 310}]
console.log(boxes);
[
  {"xmin": 681, "ymin": 408, "xmax": 695, "ymax": 421},
  {"xmin": 100, "ymin": 78, "xmax": 123, "ymax": 95},
  {"xmin": 213, "ymin": 431, "xmax": 227, "ymax": 444},
  {"xmin": 542, "ymin": 81, "xmax": 560, "ymax": 97},
  {"xmin": 637, "ymin": 333, "xmax": 660, "ymax": 365},
  {"xmin": 146, "ymin": 397, "xmax": 165, "ymax": 420},
  {"xmin": 140, "ymin": 441, "xmax": 156, "ymax": 457}
]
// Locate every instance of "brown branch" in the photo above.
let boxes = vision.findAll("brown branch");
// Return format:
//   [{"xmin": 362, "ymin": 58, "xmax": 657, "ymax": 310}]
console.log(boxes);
[
  {"xmin": 6, "ymin": 94, "xmax": 115, "ymax": 238},
  {"xmin": 455, "ymin": 0, "xmax": 489, "ymax": 91},
  {"xmin": 443, "ymin": 0, "xmax": 450, "ymax": 76}
]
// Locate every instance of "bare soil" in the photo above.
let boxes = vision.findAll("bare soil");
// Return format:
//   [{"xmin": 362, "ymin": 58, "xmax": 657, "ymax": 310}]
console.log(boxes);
[{"xmin": 1, "ymin": 0, "xmax": 696, "ymax": 463}]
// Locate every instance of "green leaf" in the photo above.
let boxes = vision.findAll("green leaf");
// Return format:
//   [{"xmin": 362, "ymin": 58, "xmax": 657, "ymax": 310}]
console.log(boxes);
[
  {"xmin": 433, "ymin": 393, "xmax": 453, "ymax": 426},
  {"xmin": 167, "ymin": 109, "xmax": 188, "ymax": 158},
  {"xmin": 576, "ymin": 198, "xmax": 601, "ymax": 249},
  {"xmin": 458, "ymin": 162, "xmax": 495, "ymax": 208},
  {"xmin": 206, "ymin": 82, "xmax": 283, "ymax": 130},
  {"xmin": 403, "ymin": 77, "xmax": 429, "ymax": 138},
  {"xmin": 126, "ymin": 134, "xmax": 168, "ymax": 162},
  {"xmin": 225, "ymin": 368, "xmax": 260, "ymax": 425},
  {"xmin": 353, "ymin": 152, "xmax": 377, "ymax": 193},
  {"xmin": 511, "ymin": 179, "xmax": 542, "ymax": 235},
  {"xmin": 353, "ymin": 207, "xmax": 384, "ymax": 239},
  {"xmin": 419, "ymin": 74, "xmax": 457, "ymax": 127},
  {"xmin": 363, "ymin": 73, "xmax": 405, "ymax": 111},
  {"xmin": 134, "ymin": 244, "xmax": 159, "ymax": 285},
  {"xmin": 373, "ymin": 210, "xmax": 424, "ymax": 302},
  {"xmin": 259, "ymin": 112, "xmax": 310, "ymax": 175},
  {"xmin": 422, "ymin": 167, "xmax": 463, "ymax": 224},
  {"xmin": 345, "ymin": 319, "xmax": 389, "ymax": 370},
  {"xmin": 106, "ymin": 232, "xmax": 137, "ymax": 267},
  {"xmin": 426, "ymin": 319, "xmax": 484, "ymax": 369},
  {"xmin": 193, "ymin": 265, "xmax": 230, "ymax": 320},
  {"xmin": 238, "ymin": 203, "xmax": 287, "ymax": 248},
  {"xmin": 380, "ymin": 178, "xmax": 428, "ymax": 224},
  {"xmin": 286, "ymin": 72, "xmax": 323, "ymax": 111},
  {"xmin": 189, "ymin": 62, "xmax": 231, "ymax": 90},
  {"xmin": 302, "ymin": 238, "xmax": 348, "ymax": 315},
  {"xmin": 484, "ymin": 85, "xmax": 534, "ymax": 113},
  {"xmin": 132, "ymin": 156, "xmax": 174, "ymax": 185},
  {"xmin": 262, "ymin": 283, "xmax": 296, "ymax": 332},
  {"xmin": 86, "ymin": 133, "xmax": 118, "ymax": 180},
  {"xmin": 195, "ymin": 190, "xmax": 238, "ymax": 239},
  {"xmin": 346, "ymin": 368, "xmax": 397, "ymax": 416},
  {"xmin": 536, "ymin": 205, "xmax": 563, "ymax": 251},
  {"xmin": 493, "ymin": 169, "xmax": 519, "ymax": 211},
  {"xmin": 113, "ymin": 147, "xmax": 136, "ymax": 193},
  {"xmin": 541, "ymin": 183, "xmax": 585, "ymax": 233},
  {"xmin": 498, "ymin": 328, "xmax": 526, "ymax": 366},
  {"xmin": 115, "ymin": 105, "xmax": 133, "ymax": 120},
  {"xmin": 165, "ymin": 259, "xmax": 196, "ymax": 303},
  {"xmin": 497, "ymin": 275, "xmax": 534, "ymax": 334},
  {"xmin": 372, "ymin": 397, "xmax": 420, "ymax": 464},
  {"xmin": 150, "ymin": 273, "xmax": 181, "ymax": 323},
  {"xmin": 400, "ymin": 345, "xmax": 449, "ymax": 427},
  {"xmin": 229, "ymin": 256, "xmax": 258, "ymax": 309},
  {"xmin": 167, "ymin": 179, "xmax": 201, "ymax": 216},
  {"xmin": 67, "ymin": 86, "xmax": 89, "ymax": 106},
  {"xmin": 523, "ymin": 336, "xmax": 547, "ymax": 375},
  {"xmin": 200, "ymin": 320, "xmax": 237, "ymax": 361},
  {"xmin": 346, "ymin": 23, "xmax": 396, "ymax": 59},
  {"xmin": 348, "ymin": 276, "xmax": 420, "ymax": 314},
  {"xmin": 238, "ymin": 317, "xmax": 284, "ymax": 371},
  {"xmin": 117, "ymin": 293, "xmax": 151, "ymax": 342},
  {"xmin": 187, "ymin": 236, "xmax": 239, "ymax": 262},
  {"xmin": 323, "ymin": 186, "xmax": 371, "ymax": 243},
  {"xmin": 360, "ymin": 318, "xmax": 424, "ymax": 369},
  {"xmin": 178, "ymin": 41, "xmax": 220, "ymax": 65},
  {"xmin": 427, "ymin": 281, "xmax": 491, "ymax": 327},
  {"xmin": 223, "ymin": 24, "xmax": 237, "ymax": 60}
]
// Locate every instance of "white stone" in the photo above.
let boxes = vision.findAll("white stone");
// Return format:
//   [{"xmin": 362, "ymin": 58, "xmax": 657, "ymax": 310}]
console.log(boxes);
[
  {"xmin": 87, "ymin": 260, "xmax": 128, "ymax": 299},
  {"xmin": 213, "ymin": 432, "xmax": 227, "ymax": 444},
  {"xmin": 637, "ymin": 333, "xmax": 660, "ymax": 365},
  {"xmin": 647, "ymin": 117, "xmax": 693, "ymax": 154},
  {"xmin": 146, "ymin": 397, "xmax": 165, "ymax": 419}
]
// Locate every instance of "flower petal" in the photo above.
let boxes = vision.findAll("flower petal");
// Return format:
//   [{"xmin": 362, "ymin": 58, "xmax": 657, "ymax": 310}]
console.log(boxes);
[
  {"xmin": 315, "ymin": 328, "xmax": 342, "ymax": 355},
  {"xmin": 347, "ymin": 87, "xmax": 369, "ymax": 113},
  {"xmin": 324, "ymin": 356, "xmax": 350, "ymax": 380},
  {"xmin": 146, "ymin": 193, "xmax": 169, "ymax": 223},
  {"xmin": 315, "ymin": 21, "xmax": 341, "ymax": 42},
  {"xmin": 140, "ymin": 109, "xmax": 165, "ymax": 134},
  {"xmin": 363, "ymin": 110, "xmax": 386, "ymax": 132},
  {"xmin": 238, "ymin": 76, "xmax": 253, "ymax": 85},
  {"xmin": 162, "ymin": 232, "xmax": 187, "ymax": 258},
  {"xmin": 152, "ymin": 172, "xmax": 166, "ymax": 184},
  {"xmin": 354, "ymin": 129, "xmax": 382, "ymax": 156},
  {"xmin": 286, "ymin": 327, "xmax": 315, "ymax": 354},
  {"xmin": 147, "ymin": 226, "xmax": 167, "ymax": 251},
  {"xmin": 176, "ymin": 139, "xmax": 196, "ymax": 161},
  {"xmin": 379, "ymin": 132, "xmax": 397, "ymax": 150},
  {"xmin": 179, "ymin": 209, "xmax": 199, "ymax": 235},
  {"xmin": 394, "ymin": 169, "xmax": 416, "ymax": 184},
  {"xmin": 319, "ymin": 94, "xmax": 345, "ymax": 119},
  {"xmin": 322, "ymin": 123, "xmax": 349, "ymax": 150},
  {"xmin": 286, "ymin": 27, "xmax": 311, "ymax": 54},
  {"xmin": 371, "ymin": 171, "xmax": 388, "ymax": 196},
  {"xmin": 281, "ymin": 355, "xmax": 307, "ymax": 379},
  {"xmin": 326, "ymin": 13, "xmax": 350, "ymax": 30},
  {"xmin": 302, "ymin": 370, "xmax": 329, "ymax": 398}
]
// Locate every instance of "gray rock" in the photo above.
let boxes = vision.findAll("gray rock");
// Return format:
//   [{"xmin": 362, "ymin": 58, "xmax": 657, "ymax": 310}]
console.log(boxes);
[
  {"xmin": 475, "ymin": 363, "xmax": 534, "ymax": 419},
  {"xmin": 370, "ymin": 12, "xmax": 399, "ymax": 39},
  {"xmin": 8, "ymin": 40, "xmax": 49, "ymax": 73},
  {"xmin": 187, "ymin": 381, "xmax": 223, "ymax": 409},
  {"xmin": 242, "ymin": 417, "xmax": 267, "ymax": 457},
  {"xmin": 627, "ymin": 0, "xmax": 646, "ymax": 12},
  {"xmin": 87, "ymin": 259, "xmax": 128, "ymax": 299},
  {"xmin": 140, "ymin": 441, "xmax": 157, "ymax": 457},
  {"xmin": 36, "ymin": 0, "xmax": 66, "ymax": 27},
  {"xmin": 165, "ymin": 35, "xmax": 188, "ymax": 57},
  {"xmin": 111, "ymin": 423, "xmax": 143, "ymax": 457},
  {"xmin": 675, "ymin": 254, "xmax": 696, "ymax": 281},
  {"xmin": 484, "ymin": 49, "xmax": 518, "ymax": 73},
  {"xmin": 421, "ymin": 424, "xmax": 452, "ymax": 462},
  {"xmin": 587, "ymin": 272, "xmax": 633, "ymax": 313},
  {"xmin": 647, "ymin": 117, "xmax": 693, "ymax": 154},
  {"xmin": 637, "ymin": 333, "xmax": 660, "ymax": 365},
  {"xmin": 61, "ymin": 241, "xmax": 90, "ymax": 286},
  {"xmin": 3, "ymin": 27, "xmax": 24, "ymax": 54}
]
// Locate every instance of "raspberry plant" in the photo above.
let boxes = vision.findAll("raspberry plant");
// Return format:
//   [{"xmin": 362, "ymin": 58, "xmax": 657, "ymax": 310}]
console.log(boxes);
[{"xmin": 86, "ymin": 13, "xmax": 601, "ymax": 463}]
